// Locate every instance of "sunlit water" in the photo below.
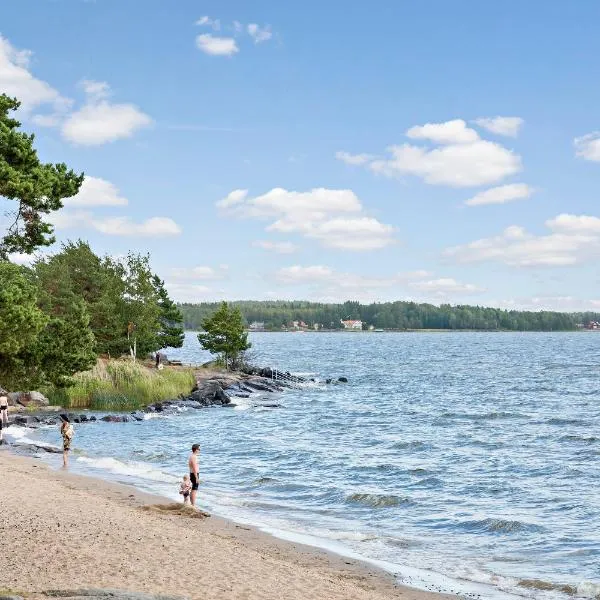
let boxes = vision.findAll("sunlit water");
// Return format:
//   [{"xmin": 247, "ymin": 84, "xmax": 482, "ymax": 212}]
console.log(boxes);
[{"xmin": 9, "ymin": 332, "xmax": 600, "ymax": 600}]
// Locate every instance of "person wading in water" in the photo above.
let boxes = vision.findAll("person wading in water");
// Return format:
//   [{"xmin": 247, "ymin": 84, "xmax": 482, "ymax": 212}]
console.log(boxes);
[
  {"xmin": 188, "ymin": 444, "xmax": 200, "ymax": 506},
  {"xmin": 60, "ymin": 415, "xmax": 74, "ymax": 468}
]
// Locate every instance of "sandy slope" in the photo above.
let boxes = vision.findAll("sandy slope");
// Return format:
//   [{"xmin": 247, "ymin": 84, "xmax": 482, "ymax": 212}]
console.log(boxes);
[{"xmin": 0, "ymin": 451, "xmax": 448, "ymax": 600}]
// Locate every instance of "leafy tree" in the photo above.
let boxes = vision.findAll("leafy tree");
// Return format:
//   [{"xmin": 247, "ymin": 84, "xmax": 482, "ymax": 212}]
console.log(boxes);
[
  {"xmin": 116, "ymin": 253, "xmax": 162, "ymax": 359},
  {"xmin": 0, "ymin": 262, "xmax": 48, "ymax": 388},
  {"xmin": 197, "ymin": 302, "xmax": 251, "ymax": 369},
  {"xmin": 0, "ymin": 95, "xmax": 83, "ymax": 258},
  {"xmin": 0, "ymin": 261, "xmax": 95, "ymax": 389},
  {"xmin": 152, "ymin": 275, "xmax": 185, "ymax": 349},
  {"xmin": 31, "ymin": 259, "xmax": 96, "ymax": 386},
  {"xmin": 35, "ymin": 241, "xmax": 126, "ymax": 356}
]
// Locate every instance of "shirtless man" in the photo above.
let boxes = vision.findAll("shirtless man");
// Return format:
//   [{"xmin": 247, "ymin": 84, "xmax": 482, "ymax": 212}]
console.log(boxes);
[{"xmin": 188, "ymin": 444, "xmax": 200, "ymax": 506}]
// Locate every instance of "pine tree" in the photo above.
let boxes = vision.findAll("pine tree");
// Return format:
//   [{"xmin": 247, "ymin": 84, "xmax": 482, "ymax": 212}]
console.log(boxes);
[
  {"xmin": 197, "ymin": 302, "xmax": 251, "ymax": 369},
  {"xmin": 152, "ymin": 275, "xmax": 185, "ymax": 349},
  {"xmin": 0, "ymin": 95, "xmax": 83, "ymax": 258}
]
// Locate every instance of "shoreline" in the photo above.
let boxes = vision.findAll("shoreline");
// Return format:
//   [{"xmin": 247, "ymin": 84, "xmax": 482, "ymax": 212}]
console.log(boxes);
[{"xmin": 0, "ymin": 450, "xmax": 452, "ymax": 600}]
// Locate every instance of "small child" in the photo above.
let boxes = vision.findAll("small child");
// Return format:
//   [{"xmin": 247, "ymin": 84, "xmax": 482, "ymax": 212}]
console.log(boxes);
[{"xmin": 179, "ymin": 474, "xmax": 192, "ymax": 504}]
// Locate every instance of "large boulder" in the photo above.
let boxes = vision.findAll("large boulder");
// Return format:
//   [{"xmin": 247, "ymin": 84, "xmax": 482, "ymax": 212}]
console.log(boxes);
[
  {"xmin": 8, "ymin": 391, "xmax": 50, "ymax": 407},
  {"xmin": 187, "ymin": 380, "xmax": 231, "ymax": 406}
]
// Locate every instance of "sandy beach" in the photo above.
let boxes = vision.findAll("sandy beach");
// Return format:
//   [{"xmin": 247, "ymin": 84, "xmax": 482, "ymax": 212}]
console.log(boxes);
[{"xmin": 0, "ymin": 450, "xmax": 447, "ymax": 600}]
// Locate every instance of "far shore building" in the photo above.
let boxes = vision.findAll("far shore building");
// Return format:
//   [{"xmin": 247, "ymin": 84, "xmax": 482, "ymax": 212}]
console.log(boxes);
[
  {"xmin": 249, "ymin": 321, "xmax": 265, "ymax": 331},
  {"xmin": 341, "ymin": 319, "xmax": 363, "ymax": 330}
]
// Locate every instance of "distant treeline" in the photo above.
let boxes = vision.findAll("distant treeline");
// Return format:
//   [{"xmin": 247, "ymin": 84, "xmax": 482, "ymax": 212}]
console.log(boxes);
[{"xmin": 178, "ymin": 301, "xmax": 600, "ymax": 332}]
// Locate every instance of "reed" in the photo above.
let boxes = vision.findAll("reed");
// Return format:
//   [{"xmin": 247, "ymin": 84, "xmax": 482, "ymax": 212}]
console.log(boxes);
[{"xmin": 45, "ymin": 360, "xmax": 196, "ymax": 411}]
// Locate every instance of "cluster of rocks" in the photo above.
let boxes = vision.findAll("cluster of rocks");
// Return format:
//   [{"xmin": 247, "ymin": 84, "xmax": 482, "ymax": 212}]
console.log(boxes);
[{"xmin": 2, "ymin": 371, "xmax": 349, "ymax": 436}]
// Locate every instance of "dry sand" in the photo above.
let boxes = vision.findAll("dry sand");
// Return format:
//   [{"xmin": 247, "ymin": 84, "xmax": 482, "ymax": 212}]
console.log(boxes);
[{"xmin": 0, "ymin": 451, "xmax": 448, "ymax": 600}]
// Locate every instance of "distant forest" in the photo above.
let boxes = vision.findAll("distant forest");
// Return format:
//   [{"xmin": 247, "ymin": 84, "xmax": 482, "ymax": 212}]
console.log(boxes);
[{"xmin": 178, "ymin": 301, "xmax": 600, "ymax": 332}]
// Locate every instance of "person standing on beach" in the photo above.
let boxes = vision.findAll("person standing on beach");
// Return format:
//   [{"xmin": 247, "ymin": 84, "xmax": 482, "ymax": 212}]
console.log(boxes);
[
  {"xmin": 0, "ymin": 393, "xmax": 8, "ymax": 426},
  {"xmin": 188, "ymin": 444, "xmax": 200, "ymax": 506},
  {"xmin": 60, "ymin": 415, "xmax": 74, "ymax": 468}
]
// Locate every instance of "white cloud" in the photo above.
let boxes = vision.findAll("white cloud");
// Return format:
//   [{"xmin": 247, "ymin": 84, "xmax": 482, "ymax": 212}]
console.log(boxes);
[
  {"xmin": 218, "ymin": 187, "xmax": 395, "ymax": 251},
  {"xmin": 216, "ymin": 189, "xmax": 248, "ymax": 209},
  {"xmin": 61, "ymin": 80, "xmax": 151, "ymax": 145},
  {"xmin": 298, "ymin": 217, "xmax": 395, "ymax": 250},
  {"xmin": 51, "ymin": 211, "xmax": 181, "ymax": 237},
  {"xmin": 474, "ymin": 116, "xmax": 524, "ymax": 137},
  {"xmin": 339, "ymin": 119, "xmax": 522, "ymax": 188},
  {"xmin": 574, "ymin": 132, "xmax": 600, "ymax": 162},
  {"xmin": 274, "ymin": 266, "xmax": 480, "ymax": 303},
  {"xmin": 369, "ymin": 139, "xmax": 521, "ymax": 187},
  {"xmin": 445, "ymin": 214, "xmax": 600, "ymax": 267},
  {"xmin": 253, "ymin": 240, "xmax": 298, "ymax": 254},
  {"xmin": 276, "ymin": 265, "xmax": 334, "ymax": 283},
  {"xmin": 406, "ymin": 119, "xmax": 479, "ymax": 145},
  {"xmin": 465, "ymin": 183, "xmax": 533, "ymax": 206},
  {"xmin": 168, "ymin": 266, "xmax": 227, "ymax": 280},
  {"xmin": 164, "ymin": 282, "xmax": 217, "ymax": 303},
  {"xmin": 546, "ymin": 213, "xmax": 600, "ymax": 234},
  {"xmin": 196, "ymin": 16, "xmax": 221, "ymax": 31},
  {"xmin": 31, "ymin": 113, "xmax": 62, "ymax": 127},
  {"xmin": 8, "ymin": 252, "xmax": 36, "ymax": 266},
  {"xmin": 0, "ymin": 35, "xmax": 71, "ymax": 115},
  {"xmin": 64, "ymin": 176, "xmax": 128, "ymax": 207},
  {"xmin": 196, "ymin": 34, "xmax": 239, "ymax": 56},
  {"xmin": 408, "ymin": 277, "xmax": 485, "ymax": 295},
  {"xmin": 494, "ymin": 296, "xmax": 600, "ymax": 312},
  {"xmin": 335, "ymin": 151, "xmax": 374, "ymax": 166},
  {"xmin": 80, "ymin": 79, "xmax": 111, "ymax": 100},
  {"xmin": 247, "ymin": 24, "xmax": 272, "ymax": 43}
]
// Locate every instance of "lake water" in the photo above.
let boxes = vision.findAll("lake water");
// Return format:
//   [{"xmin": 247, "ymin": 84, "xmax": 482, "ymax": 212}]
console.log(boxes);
[{"xmin": 10, "ymin": 332, "xmax": 600, "ymax": 600}]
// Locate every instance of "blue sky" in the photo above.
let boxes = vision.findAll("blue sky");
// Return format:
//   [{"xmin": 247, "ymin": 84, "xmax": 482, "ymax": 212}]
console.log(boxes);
[{"xmin": 2, "ymin": 0, "xmax": 600, "ymax": 310}]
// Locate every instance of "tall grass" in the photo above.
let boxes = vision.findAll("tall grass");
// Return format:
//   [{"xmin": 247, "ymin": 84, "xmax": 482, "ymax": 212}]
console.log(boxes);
[{"xmin": 45, "ymin": 360, "xmax": 196, "ymax": 411}]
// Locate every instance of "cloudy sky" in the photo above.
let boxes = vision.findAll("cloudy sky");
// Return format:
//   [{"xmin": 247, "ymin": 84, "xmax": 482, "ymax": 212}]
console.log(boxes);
[{"xmin": 3, "ymin": 1, "xmax": 600, "ymax": 310}]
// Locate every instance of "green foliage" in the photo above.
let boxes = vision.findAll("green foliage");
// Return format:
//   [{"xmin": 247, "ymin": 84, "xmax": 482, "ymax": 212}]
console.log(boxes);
[
  {"xmin": 0, "ymin": 262, "xmax": 47, "ymax": 354},
  {"xmin": 197, "ymin": 302, "xmax": 251, "ymax": 369},
  {"xmin": 117, "ymin": 253, "xmax": 162, "ymax": 358},
  {"xmin": 0, "ymin": 95, "xmax": 83, "ymax": 258},
  {"xmin": 180, "ymin": 300, "xmax": 594, "ymax": 332},
  {"xmin": 0, "ymin": 261, "xmax": 96, "ymax": 389},
  {"xmin": 153, "ymin": 275, "xmax": 185, "ymax": 349},
  {"xmin": 35, "ymin": 240, "xmax": 126, "ymax": 356},
  {"xmin": 45, "ymin": 360, "xmax": 196, "ymax": 410},
  {"xmin": 33, "ymin": 242, "xmax": 180, "ymax": 359},
  {"xmin": 0, "ymin": 262, "xmax": 48, "ymax": 388}
]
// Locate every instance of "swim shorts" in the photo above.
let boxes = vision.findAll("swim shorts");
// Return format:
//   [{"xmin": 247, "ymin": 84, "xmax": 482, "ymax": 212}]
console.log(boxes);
[{"xmin": 190, "ymin": 472, "xmax": 199, "ymax": 491}]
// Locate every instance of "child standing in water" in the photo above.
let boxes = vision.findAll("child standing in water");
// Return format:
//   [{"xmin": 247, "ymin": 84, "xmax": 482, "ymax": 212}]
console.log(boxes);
[{"xmin": 179, "ymin": 474, "xmax": 192, "ymax": 504}]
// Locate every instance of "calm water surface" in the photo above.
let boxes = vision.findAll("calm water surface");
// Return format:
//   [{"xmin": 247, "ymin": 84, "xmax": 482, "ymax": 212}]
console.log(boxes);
[{"xmin": 15, "ymin": 332, "xmax": 600, "ymax": 600}]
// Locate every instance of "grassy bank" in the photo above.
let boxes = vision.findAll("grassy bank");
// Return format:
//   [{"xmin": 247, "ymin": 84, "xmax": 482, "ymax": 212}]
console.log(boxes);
[{"xmin": 44, "ymin": 359, "xmax": 196, "ymax": 411}]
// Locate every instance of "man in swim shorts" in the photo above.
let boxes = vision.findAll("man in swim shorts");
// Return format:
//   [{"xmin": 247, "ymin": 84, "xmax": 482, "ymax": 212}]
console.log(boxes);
[{"xmin": 188, "ymin": 443, "xmax": 200, "ymax": 506}]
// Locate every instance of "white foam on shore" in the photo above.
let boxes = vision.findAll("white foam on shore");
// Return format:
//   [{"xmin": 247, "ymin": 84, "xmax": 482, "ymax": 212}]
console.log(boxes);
[
  {"xmin": 2, "ymin": 426, "xmax": 59, "ymax": 450},
  {"xmin": 76, "ymin": 456, "xmax": 179, "ymax": 484}
]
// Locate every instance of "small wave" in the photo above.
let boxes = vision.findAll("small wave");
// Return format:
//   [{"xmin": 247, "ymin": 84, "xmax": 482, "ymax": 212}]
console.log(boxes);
[
  {"xmin": 409, "ymin": 476, "xmax": 442, "ymax": 488},
  {"xmin": 560, "ymin": 435, "xmax": 599, "ymax": 444},
  {"xmin": 578, "ymin": 581, "xmax": 600, "ymax": 598},
  {"xmin": 439, "ymin": 411, "xmax": 526, "ymax": 421},
  {"xmin": 460, "ymin": 517, "xmax": 544, "ymax": 534},
  {"xmin": 346, "ymin": 493, "xmax": 412, "ymax": 508},
  {"xmin": 408, "ymin": 467, "xmax": 430, "ymax": 476},
  {"xmin": 252, "ymin": 476, "xmax": 278, "ymax": 486},
  {"xmin": 518, "ymin": 579, "xmax": 577, "ymax": 595},
  {"xmin": 76, "ymin": 456, "xmax": 178, "ymax": 483},
  {"xmin": 393, "ymin": 440, "xmax": 431, "ymax": 451},
  {"xmin": 546, "ymin": 417, "xmax": 586, "ymax": 426}
]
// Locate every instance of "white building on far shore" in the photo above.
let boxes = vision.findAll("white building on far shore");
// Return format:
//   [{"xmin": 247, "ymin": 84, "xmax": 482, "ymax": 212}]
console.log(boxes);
[{"xmin": 340, "ymin": 319, "xmax": 362, "ymax": 330}]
